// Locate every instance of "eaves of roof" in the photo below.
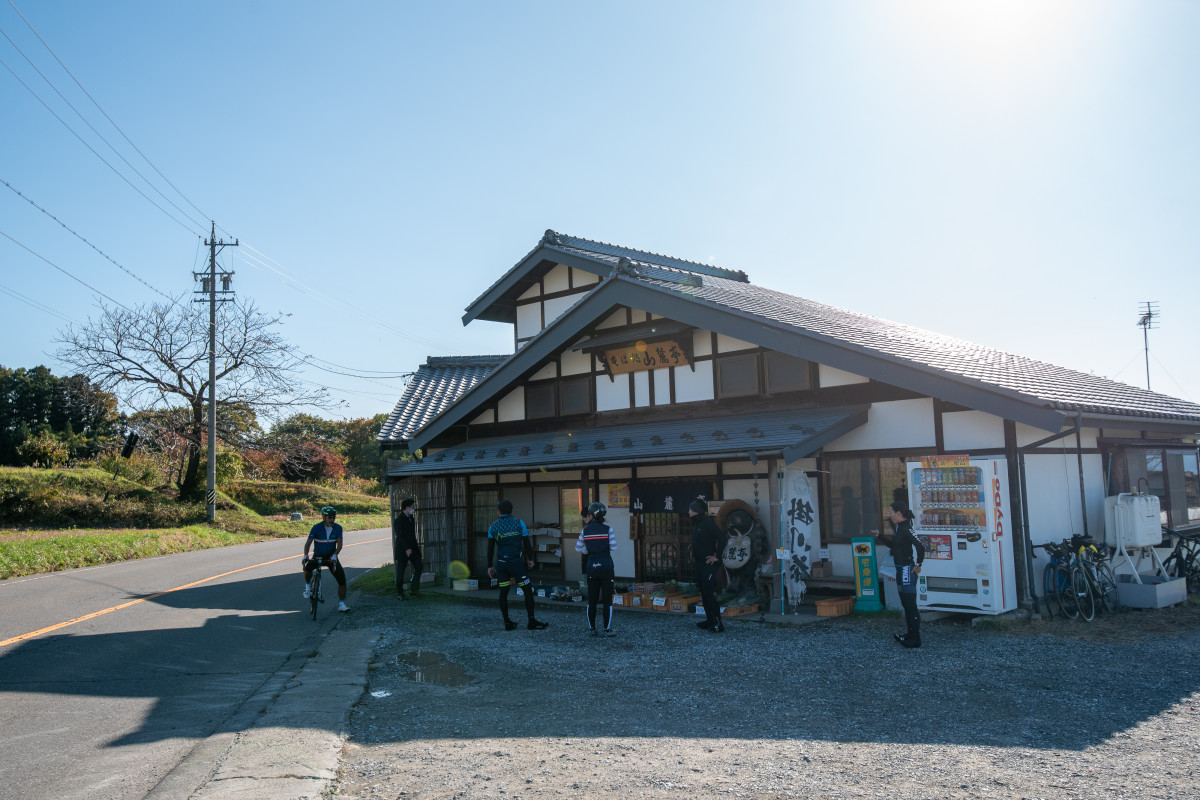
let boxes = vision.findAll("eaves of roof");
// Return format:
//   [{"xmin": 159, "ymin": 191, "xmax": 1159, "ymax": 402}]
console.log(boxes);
[
  {"xmin": 412, "ymin": 272, "xmax": 1200, "ymax": 451},
  {"xmin": 390, "ymin": 406, "xmax": 869, "ymax": 476},
  {"xmin": 377, "ymin": 355, "xmax": 506, "ymax": 446},
  {"xmin": 461, "ymin": 230, "xmax": 748, "ymax": 326}
]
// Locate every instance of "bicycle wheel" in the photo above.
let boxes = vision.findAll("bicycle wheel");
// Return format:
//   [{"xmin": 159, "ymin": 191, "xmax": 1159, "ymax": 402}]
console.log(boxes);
[
  {"xmin": 1093, "ymin": 561, "xmax": 1119, "ymax": 614},
  {"xmin": 1072, "ymin": 566, "xmax": 1095, "ymax": 622},
  {"xmin": 311, "ymin": 569, "xmax": 321, "ymax": 620},
  {"xmin": 1042, "ymin": 563, "xmax": 1062, "ymax": 619},
  {"xmin": 1054, "ymin": 565, "xmax": 1079, "ymax": 620},
  {"xmin": 1184, "ymin": 552, "xmax": 1200, "ymax": 595}
]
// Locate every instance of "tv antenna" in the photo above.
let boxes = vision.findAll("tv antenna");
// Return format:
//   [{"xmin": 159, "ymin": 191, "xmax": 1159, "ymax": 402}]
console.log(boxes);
[{"xmin": 1136, "ymin": 301, "xmax": 1159, "ymax": 390}]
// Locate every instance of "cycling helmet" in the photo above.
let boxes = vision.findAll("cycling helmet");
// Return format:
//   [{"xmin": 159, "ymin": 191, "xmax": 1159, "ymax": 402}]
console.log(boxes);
[
  {"xmin": 321, "ymin": 506, "xmax": 337, "ymax": 516},
  {"xmin": 585, "ymin": 501, "xmax": 607, "ymax": 521}
]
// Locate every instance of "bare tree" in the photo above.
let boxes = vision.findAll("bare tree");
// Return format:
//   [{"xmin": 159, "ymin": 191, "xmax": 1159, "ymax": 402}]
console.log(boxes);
[{"xmin": 57, "ymin": 298, "xmax": 332, "ymax": 498}]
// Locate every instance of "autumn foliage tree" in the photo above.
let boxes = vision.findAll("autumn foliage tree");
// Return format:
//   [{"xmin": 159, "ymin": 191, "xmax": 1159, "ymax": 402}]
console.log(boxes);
[{"xmin": 56, "ymin": 299, "xmax": 329, "ymax": 499}]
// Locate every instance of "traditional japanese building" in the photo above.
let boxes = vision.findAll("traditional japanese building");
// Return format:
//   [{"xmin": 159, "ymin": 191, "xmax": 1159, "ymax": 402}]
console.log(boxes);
[{"xmin": 378, "ymin": 230, "xmax": 1200, "ymax": 610}]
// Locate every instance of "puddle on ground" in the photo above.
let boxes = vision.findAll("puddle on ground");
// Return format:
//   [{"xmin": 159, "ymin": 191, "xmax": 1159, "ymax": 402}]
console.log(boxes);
[{"xmin": 397, "ymin": 651, "xmax": 475, "ymax": 687}]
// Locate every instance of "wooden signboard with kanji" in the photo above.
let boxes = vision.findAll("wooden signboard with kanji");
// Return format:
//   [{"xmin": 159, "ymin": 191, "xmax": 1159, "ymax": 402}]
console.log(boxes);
[{"xmin": 603, "ymin": 340, "xmax": 688, "ymax": 374}]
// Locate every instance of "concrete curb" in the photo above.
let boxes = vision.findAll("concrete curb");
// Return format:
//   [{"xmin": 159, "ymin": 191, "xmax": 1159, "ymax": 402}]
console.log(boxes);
[{"xmin": 156, "ymin": 627, "xmax": 378, "ymax": 800}]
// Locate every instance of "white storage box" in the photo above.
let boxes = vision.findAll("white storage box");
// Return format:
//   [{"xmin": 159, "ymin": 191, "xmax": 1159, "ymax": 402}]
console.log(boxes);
[
  {"xmin": 1102, "ymin": 494, "xmax": 1162, "ymax": 548},
  {"xmin": 420, "ymin": 572, "xmax": 435, "ymax": 584},
  {"xmin": 452, "ymin": 578, "xmax": 478, "ymax": 591},
  {"xmin": 1116, "ymin": 573, "xmax": 1186, "ymax": 608}
]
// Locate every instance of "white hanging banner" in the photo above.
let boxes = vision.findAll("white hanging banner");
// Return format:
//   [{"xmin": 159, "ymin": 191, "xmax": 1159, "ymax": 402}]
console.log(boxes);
[{"xmin": 781, "ymin": 468, "xmax": 819, "ymax": 610}]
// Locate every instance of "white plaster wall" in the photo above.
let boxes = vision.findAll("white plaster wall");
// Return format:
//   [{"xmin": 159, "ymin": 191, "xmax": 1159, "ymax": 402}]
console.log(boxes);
[
  {"xmin": 599, "ymin": 468, "xmax": 632, "ymax": 479},
  {"xmin": 1023, "ymin": 452, "xmax": 1105, "ymax": 548},
  {"xmin": 653, "ymin": 367, "xmax": 671, "ymax": 405},
  {"xmin": 942, "ymin": 410, "xmax": 1005, "ymax": 452},
  {"xmin": 507, "ymin": 487, "xmax": 534, "ymax": 524},
  {"xmin": 633, "ymin": 371, "xmax": 650, "ymax": 407},
  {"xmin": 543, "ymin": 264, "xmax": 571, "ymax": 294},
  {"xmin": 1015, "ymin": 422, "xmax": 1099, "ymax": 449},
  {"xmin": 497, "ymin": 387, "xmax": 525, "ymax": 422},
  {"xmin": 470, "ymin": 409, "xmax": 495, "ymax": 425},
  {"xmin": 543, "ymin": 294, "xmax": 576, "ymax": 326},
  {"xmin": 674, "ymin": 361, "xmax": 714, "ymax": 402},
  {"xmin": 597, "ymin": 310, "xmax": 626, "ymax": 330},
  {"xmin": 530, "ymin": 470, "xmax": 579, "ymax": 482},
  {"xmin": 638, "ymin": 463, "xmax": 713, "ymax": 478},
  {"xmin": 596, "ymin": 374, "xmax": 630, "ymax": 411},
  {"xmin": 518, "ymin": 283, "xmax": 540, "ymax": 301},
  {"xmin": 819, "ymin": 365, "xmax": 870, "ymax": 387},
  {"xmin": 692, "ymin": 329, "xmax": 713, "ymax": 357},
  {"xmin": 573, "ymin": 268, "xmax": 599, "ymax": 287},
  {"xmin": 499, "ymin": 473, "xmax": 525, "ymax": 483},
  {"xmin": 716, "ymin": 334, "xmax": 756, "ymax": 353},
  {"xmin": 825, "ymin": 398, "xmax": 936, "ymax": 451},
  {"xmin": 560, "ymin": 349, "xmax": 592, "ymax": 376},
  {"xmin": 530, "ymin": 363, "xmax": 556, "ymax": 381},
  {"xmin": 516, "ymin": 303, "xmax": 541, "ymax": 339},
  {"xmin": 469, "ymin": 474, "xmax": 497, "ymax": 484},
  {"xmin": 600, "ymin": 486, "xmax": 636, "ymax": 577}
]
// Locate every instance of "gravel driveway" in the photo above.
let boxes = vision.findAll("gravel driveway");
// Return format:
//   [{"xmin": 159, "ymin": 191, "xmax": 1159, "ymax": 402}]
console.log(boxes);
[{"xmin": 332, "ymin": 590, "xmax": 1200, "ymax": 800}]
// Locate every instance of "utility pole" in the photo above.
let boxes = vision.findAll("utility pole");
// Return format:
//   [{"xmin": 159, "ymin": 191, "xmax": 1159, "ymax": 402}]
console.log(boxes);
[
  {"xmin": 1136, "ymin": 301, "xmax": 1158, "ymax": 391},
  {"xmin": 194, "ymin": 222, "xmax": 237, "ymax": 522}
]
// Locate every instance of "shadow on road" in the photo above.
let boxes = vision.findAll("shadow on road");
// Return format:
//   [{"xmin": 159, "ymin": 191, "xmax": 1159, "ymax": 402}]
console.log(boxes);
[{"xmin": 0, "ymin": 565, "xmax": 375, "ymax": 746}]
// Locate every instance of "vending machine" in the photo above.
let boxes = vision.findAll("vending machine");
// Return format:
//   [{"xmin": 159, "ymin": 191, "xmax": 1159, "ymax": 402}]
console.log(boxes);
[{"xmin": 907, "ymin": 455, "xmax": 1016, "ymax": 614}]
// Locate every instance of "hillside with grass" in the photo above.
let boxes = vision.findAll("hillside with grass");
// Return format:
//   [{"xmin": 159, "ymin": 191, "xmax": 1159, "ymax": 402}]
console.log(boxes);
[{"xmin": 0, "ymin": 466, "xmax": 391, "ymax": 579}]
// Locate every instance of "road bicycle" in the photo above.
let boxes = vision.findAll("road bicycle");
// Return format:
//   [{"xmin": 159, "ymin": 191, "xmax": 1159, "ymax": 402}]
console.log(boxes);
[
  {"xmin": 1161, "ymin": 526, "xmax": 1200, "ymax": 595},
  {"xmin": 1068, "ymin": 534, "xmax": 1119, "ymax": 622},
  {"xmin": 304, "ymin": 555, "xmax": 334, "ymax": 620},
  {"xmin": 1033, "ymin": 540, "xmax": 1078, "ymax": 620}
]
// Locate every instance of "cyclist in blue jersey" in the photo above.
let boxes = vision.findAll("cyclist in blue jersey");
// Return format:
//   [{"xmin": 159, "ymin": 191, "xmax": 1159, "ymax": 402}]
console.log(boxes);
[
  {"xmin": 303, "ymin": 506, "xmax": 349, "ymax": 612},
  {"xmin": 487, "ymin": 499, "xmax": 548, "ymax": 631}
]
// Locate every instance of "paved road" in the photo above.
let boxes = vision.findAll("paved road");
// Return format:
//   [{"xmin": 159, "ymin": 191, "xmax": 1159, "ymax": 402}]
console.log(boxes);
[{"xmin": 0, "ymin": 529, "xmax": 393, "ymax": 800}]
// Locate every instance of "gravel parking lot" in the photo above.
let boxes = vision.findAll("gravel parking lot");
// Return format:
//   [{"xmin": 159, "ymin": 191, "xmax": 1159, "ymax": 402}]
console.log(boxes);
[{"xmin": 332, "ymin": 590, "xmax": 1200, "ymax": 800}]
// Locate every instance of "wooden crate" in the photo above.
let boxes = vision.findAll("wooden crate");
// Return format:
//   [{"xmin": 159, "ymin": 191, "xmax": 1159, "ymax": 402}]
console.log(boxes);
[
  {"xmin": 815, "ymin": 596, "xmax": 856, "ymax": 617},
  {"xmin": 722, "ymin": 603, "xmax": 760, "ymax": 617},
  {"xmin": 667, "ymin": 594, "xmax": 702, "ymax": 613}
]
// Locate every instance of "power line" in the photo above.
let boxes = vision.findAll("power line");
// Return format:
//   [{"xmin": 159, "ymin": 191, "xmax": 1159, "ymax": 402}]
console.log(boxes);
[
  {"xmin": 0, "ymin": 176, "xmax": 177, "ymax": 304},
  {"xmin": 0, "ymin": 229, "xmax": 129, "ymax": 309},
  {"xmin": 0, "ymin": 20, "xmax": 207, "ymax": 232},
  {"xmin": 234, "ymin": 242, "xmax": 458, "ymax": 353},
  {"xmin": 0, "ymin": 280, "xmax": 72, "ymax": 321},
  {"xmin": 0, "ymin": 52, "xmax": 200, "ymax": 236},
  {"xmin": 6, "ymin": 0, "xmax": 211, "ymax": 225}
]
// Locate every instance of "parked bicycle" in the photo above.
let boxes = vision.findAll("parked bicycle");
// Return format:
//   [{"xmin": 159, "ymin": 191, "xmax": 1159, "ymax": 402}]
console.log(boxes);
[
  {"xmin": 1068, "ymin": 534, "xmax": 1119, "ymax": 622},
  {"xmin": 1034, "ymin": 540, "xmax": 1078, "ymax": 620},
  {"xmin": 1161, "ymin": 526, "xmax": 1200, "ymax": 595}
]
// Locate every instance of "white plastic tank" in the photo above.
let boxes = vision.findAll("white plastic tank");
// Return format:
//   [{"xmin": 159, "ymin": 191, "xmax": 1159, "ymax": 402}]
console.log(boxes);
[{"xmin": 1102, "ymin": 493, "xmax": 1163, "ymax": 548}]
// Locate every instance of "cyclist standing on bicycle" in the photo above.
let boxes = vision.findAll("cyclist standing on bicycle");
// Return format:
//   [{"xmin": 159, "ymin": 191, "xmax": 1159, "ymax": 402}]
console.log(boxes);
[{"xmin": 304, "ymin": 506, "xmax": 350, "ymax": 613}]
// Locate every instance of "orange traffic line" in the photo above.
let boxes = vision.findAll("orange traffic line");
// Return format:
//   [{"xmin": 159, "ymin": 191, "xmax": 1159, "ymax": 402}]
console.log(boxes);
[{"xmin": 0, "ymin": 537, "xmax": 389, "ymax": 649}]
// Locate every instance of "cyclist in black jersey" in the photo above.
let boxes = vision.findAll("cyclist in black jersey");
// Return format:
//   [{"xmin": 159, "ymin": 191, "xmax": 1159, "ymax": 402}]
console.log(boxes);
[
  {"xmin": 873, "ymin": 501, "xmax": 925, "ymax": 648},
  {"xmin": 486, "ymin": 499, "xmax": 548, "ymax": 631},
  {"xmin": 689, "ymin": 497, "xmax": 727, "ymax": 633},
  {"xmin": 575, "ymin": 501, "xmax": 617, "ymax": 637}
]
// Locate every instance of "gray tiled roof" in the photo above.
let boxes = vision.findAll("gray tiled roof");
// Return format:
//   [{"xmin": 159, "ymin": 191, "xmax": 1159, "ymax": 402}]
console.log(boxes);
[
  {"xmin": 389, "ymin": 406, "xmax": 868, "ymax": 476},
  {"xmin": 623, "ymin": 265, "xmax": 1200, "ymax": 422},
  {"xmin": 377, "ymin": 356, "xmax": 506, "ymax": 445}
]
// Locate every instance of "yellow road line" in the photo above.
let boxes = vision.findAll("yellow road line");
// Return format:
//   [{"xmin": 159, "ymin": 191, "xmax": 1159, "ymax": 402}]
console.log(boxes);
[{"xmin": 0, "ymin": 537, "xmax": 389, "ymax": 649}]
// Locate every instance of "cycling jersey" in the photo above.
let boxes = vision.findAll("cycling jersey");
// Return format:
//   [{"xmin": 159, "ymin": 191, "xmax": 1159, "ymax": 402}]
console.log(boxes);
[
  {"xmin": 308, "ymin": 521, "xmax": 343, "ymax": 558},
  {"xmin": 488, "ymin": 514, "xmax": 528, "ymax": 560}
]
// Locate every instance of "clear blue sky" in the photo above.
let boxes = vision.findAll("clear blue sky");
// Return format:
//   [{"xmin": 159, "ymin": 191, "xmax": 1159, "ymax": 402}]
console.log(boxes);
[{"xmin": 2, "ymin": 1, "xmax": 1197, "ymax": 424}]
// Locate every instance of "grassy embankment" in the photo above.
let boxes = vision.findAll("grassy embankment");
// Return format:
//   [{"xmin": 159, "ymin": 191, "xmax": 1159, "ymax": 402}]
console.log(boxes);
[{"xmin": 0, "ymin": 467, "xmax": 390, "ymax": 579}]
